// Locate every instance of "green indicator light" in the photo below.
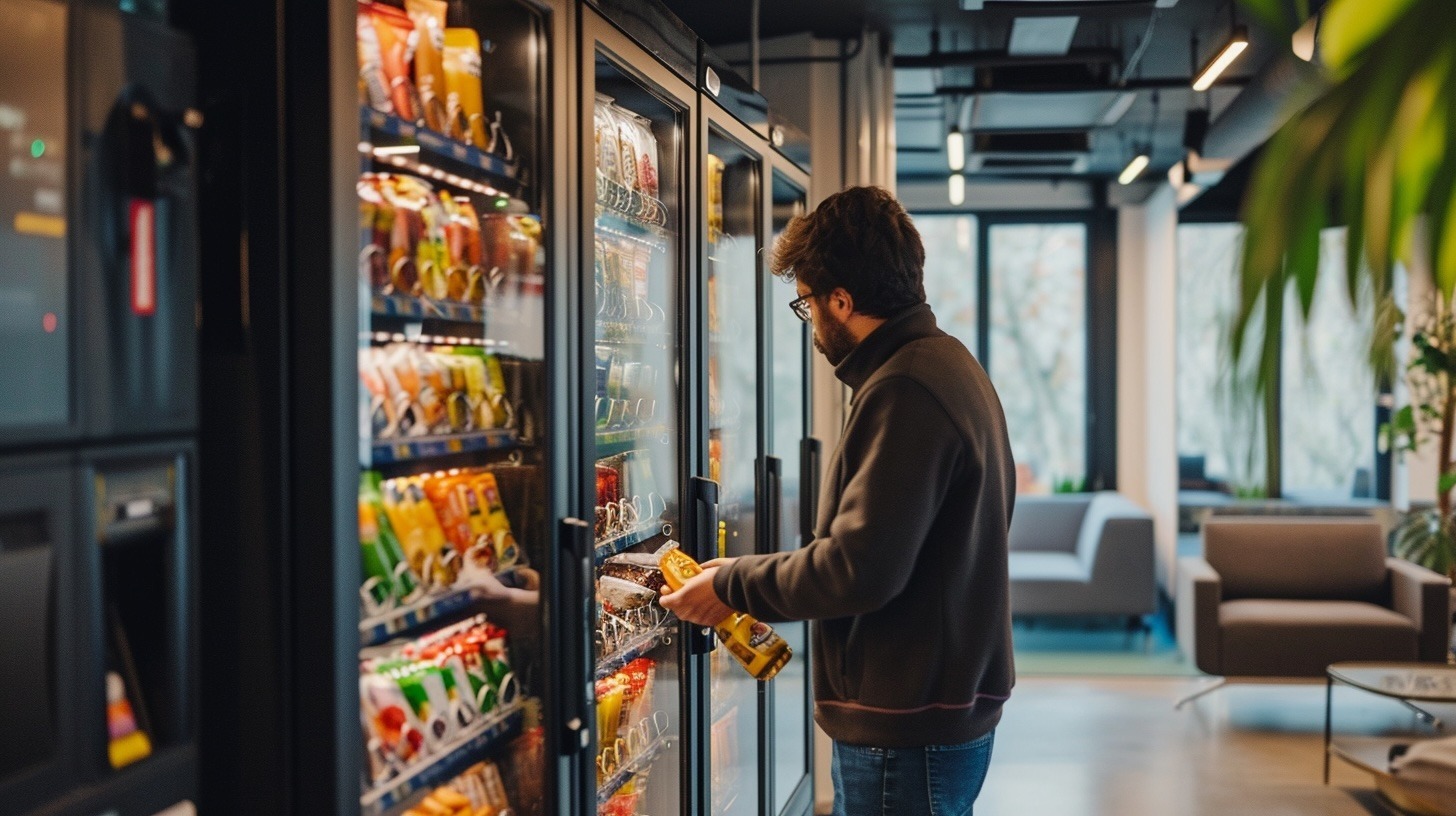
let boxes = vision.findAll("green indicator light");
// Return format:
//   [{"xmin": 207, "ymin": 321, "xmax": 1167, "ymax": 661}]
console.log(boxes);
[
  {"xmin": 494, "ymin": 198, "xmax": 508, "ymax": 209},
  {"xmin": 30, "ymin": 140, "xmax": 45, "ymax": 159}
]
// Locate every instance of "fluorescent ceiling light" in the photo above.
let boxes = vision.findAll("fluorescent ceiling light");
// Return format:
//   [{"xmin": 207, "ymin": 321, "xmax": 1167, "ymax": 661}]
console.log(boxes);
[
  {"xmin": 1100, "ymin": 92, "xmax": 1137, "ymax": 127},
  {"xmin": 1192, "ymin": 26, "xmax": 1249, "ymax": 92},
  {"xmin": 373, "ymin": 145, "xmax": 422, "ymax": 156},
  {"xmin": 948, "ymin": 173, "xmax": 966, "ymax": 206},
  {"xmin": 1008, "ymin": 16, "xmax": 1080, "ymax": 56},
  {"xmin": 947, "ymin": 127, "xmax": 966, "ymax": 172},
  {"xmin": 1118, "ymin": 152, "xmax": 1150, "ymax": 185}
]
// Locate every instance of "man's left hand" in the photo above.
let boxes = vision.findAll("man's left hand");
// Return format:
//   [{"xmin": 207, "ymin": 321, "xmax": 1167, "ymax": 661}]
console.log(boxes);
[{"xmin": 659, "ymin": 558, "xmax": 736, "ymax": 626}]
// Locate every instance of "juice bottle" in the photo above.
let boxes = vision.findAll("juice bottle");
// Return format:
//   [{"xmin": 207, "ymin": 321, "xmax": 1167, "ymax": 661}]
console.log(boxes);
[{"xmin": 659, "ymin": 548, "xmax": 791, "ymax": 681}]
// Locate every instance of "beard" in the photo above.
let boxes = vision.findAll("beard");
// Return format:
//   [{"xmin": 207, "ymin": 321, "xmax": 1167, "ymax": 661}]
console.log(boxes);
[{"xmin": 813, "ymin": 310, "xmax": 858, "ymax": 366}]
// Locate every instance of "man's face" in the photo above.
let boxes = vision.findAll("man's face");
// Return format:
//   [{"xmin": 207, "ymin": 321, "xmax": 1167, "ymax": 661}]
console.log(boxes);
[{"xmin": 800, "ymin": 283, "xmax": 857, "ymax": 366}]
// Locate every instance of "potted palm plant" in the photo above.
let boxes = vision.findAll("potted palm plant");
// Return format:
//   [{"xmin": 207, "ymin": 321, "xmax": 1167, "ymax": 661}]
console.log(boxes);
[
  {"xmin": 1383, "ymin": 299, "xmax": 1456, "ymax": 579},
  {"xmin": 1230, "ymin": 0, "xmax": 1456, "ymax": 576}
]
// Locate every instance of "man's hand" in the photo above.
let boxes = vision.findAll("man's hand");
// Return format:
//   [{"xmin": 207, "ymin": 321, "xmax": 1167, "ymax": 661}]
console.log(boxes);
[{"xmin": 659, "ymin": 558, "xmax": 736, "ymax": 626}]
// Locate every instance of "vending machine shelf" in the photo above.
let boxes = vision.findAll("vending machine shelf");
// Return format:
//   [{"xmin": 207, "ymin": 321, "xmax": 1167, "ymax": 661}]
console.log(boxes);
[
  {"xmin": 370, "ymin": 293, "xmax": 486, "ymax": 325},
  {"xmin": 594, "ymin": 524, "xmax": 666, "ymax": 565},
  {"xmin": 358, "ymin": 587, "xmax": 477, "ymax": 648},
  {"xmin": 594, "ymin": 428, "xmax": 667, "ymax": 460},
  {"xmin": 370, "ymin": 428, "xmax": 520, "ymax": 465},
  {"xmin": 595, "ymin": 616, "xmax": 675, "ymax": 680},
  {"xmin": 362, "ymin": 108, "xmax": 521, "ymax": 191},
  {"xmin": 596, "ymin": 732, "xmax": 670, "ymax": 805},
  {"xmin": 361, "ymin": 702, "xmax": 526, "ymax": 816}
]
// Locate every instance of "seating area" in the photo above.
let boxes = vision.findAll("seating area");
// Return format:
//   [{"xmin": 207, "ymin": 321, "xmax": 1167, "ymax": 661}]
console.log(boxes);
[
  {"xmin": 1008, "ymin": 492, "xmax": 1157, "ymax": 619},
  {"xmin": 1176, "ymin": 517, "xmax": 1451, "ymax": 683}
]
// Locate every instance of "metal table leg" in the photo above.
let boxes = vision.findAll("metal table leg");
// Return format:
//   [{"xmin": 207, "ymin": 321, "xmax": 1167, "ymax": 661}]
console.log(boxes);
[{"xmin": 1324, "ymin": 676, "xmax": 1333, "ymax": 785}]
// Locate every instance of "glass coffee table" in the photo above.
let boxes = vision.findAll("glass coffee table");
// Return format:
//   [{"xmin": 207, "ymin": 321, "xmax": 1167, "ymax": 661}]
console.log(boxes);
[{"xmin": 1325, "ymin": 662, "xmax": 1456, "ymax": 784}]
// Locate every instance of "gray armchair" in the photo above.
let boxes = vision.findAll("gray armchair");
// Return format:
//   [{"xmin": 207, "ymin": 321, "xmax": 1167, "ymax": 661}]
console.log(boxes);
[
  {"xmin": 1008, "ymin": 492, "xmax": 1157, "ymax": 618},
  {"xmin": 1176, "ymin": 517, "xmax": 1450, "ymax": 706}
]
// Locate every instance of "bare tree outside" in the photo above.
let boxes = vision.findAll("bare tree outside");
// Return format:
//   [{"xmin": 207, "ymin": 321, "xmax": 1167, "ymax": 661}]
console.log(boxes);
[
  {"xmin": 914, "ymin": 214, "xmax": 979, "ymax": 356},
  {"xmin": 1280, "ymin": 228, "xmax": 1376, "ymax": 499},
  {"xmin": 1177, "ymin": 224, "xmax": 1373, "ymax": 498},
  {"xmin": 989, "ymin": 224, "xmax": 1086, "ymax": 493}
]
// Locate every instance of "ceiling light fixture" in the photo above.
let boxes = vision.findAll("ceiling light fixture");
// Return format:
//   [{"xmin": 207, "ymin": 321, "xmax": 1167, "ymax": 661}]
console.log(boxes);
[
  {"xmin": 1192, "ymin": 25, "xmax": 1248, "ymax": 91},
  {"xmin": 948, "ymin": 173, "xmax": 966, "ymax": 206},
  {"xmin": 1008, "ymin": 15, "xmax": 1080, "ymax": 57},
  {"xmin": 946, "ymin": 126, "xmax": 965, "ymax": 172},
  {"xmin": 1100, "ymin": 92, "xmax": 1137, "ymax": 127},
  {"xmin": 1118, "ymin": 152, "xmax": 1150, "ymax": 185}
]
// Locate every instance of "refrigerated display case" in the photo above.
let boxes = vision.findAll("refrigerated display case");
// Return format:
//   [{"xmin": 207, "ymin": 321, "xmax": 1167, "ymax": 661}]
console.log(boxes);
[
  {"xmin": 765, "ymin": 165, "xmax": 814, "ymax": 816},
  {"xmin": 354, "ymin": 2, "xmax": 553, "ymax": 814},
  {"xmin": 579, "ymin": 9, "xmax": 700, "ymax": 815},
  {"xmin": 702, "ymin": 116, "xmax": 763, "ymax": 816}
]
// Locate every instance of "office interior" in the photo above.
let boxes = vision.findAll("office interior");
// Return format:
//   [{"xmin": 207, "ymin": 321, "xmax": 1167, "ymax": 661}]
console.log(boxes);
[{"xmin": 0, "ymin": 0, "xmax": 1452, "ymax": 814}]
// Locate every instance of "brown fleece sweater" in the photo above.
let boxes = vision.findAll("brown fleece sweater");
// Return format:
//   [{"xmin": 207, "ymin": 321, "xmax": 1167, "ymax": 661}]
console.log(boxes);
[{"xmin": 713, "ymin": 303, "xmax": 1016, "ymax": 747}]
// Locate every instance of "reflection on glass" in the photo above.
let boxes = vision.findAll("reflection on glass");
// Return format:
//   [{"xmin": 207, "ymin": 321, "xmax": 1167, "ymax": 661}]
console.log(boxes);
[
  {"xmin": 913, "ymin": 214, "xmax": 979, "ymax": 357},
  {"xmin": 768, "ymin": 172, "xmax": 808, "ymax": 816},
  {"xmin": 1175, "ymin": 223, "xmax": 1264, "ymax": 492},
  {"xmin": 989, "ymin": 224, "xmax": 1086, "ymax": 493},
  {"xmin": 0, "ymin": 0, "xmax": 69, "ymax": 431},
  {"xmin": 706, "ymin": 134, "xmax": 760, "ymax": 816},
  {"xmin": 592, "ymin": 59, "xmax": 683, "ymax": 816},
  {"xmin": 1281, "ymin": 228, "xmax": 1376, "ymax": 499}
]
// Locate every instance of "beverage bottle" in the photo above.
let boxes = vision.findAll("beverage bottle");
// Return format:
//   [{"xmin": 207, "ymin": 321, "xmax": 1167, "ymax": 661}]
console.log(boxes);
[{"xmin": 659, "ymin": 548, "xmax": 791, "ymax": 681}]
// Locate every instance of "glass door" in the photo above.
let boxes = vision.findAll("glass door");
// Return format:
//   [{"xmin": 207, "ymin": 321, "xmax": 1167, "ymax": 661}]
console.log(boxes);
[
  {"xmin": 766, "ymin": 167, "xmax": 811, "ymax": 816},
  {"xmin": 355, "ymin": 2, "xmax": 550, "ymax": 814},
  {"xmin": 704, "ymin": 123, "xmax": 762, "ymax": 816},
  {"xmin": 584, "ymin": 15, "xmax": 695, "ymax": 816}
]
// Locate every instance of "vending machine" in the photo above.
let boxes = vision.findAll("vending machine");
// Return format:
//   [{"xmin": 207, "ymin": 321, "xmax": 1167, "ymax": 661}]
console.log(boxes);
[{"xmin": 0, "ymin": 2, "xmax": 201, "ymax": 816}]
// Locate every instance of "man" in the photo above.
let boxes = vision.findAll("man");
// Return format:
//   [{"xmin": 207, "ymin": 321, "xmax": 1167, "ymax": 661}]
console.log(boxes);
[{"xmin": 660, "ymin": 186, "xmax": 1016, "ymax": 816}]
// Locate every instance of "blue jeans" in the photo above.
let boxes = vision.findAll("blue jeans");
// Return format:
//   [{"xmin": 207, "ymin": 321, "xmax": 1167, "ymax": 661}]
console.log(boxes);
[{"xmin": 831, "ymin": 731, "xmax": 995, "ymax": 816}]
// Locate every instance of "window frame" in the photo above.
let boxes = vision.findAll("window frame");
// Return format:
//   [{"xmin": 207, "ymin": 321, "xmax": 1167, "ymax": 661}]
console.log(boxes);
[{"xmin": 913, "ymin": 208, "xmax": 1118, "ymax": 491}]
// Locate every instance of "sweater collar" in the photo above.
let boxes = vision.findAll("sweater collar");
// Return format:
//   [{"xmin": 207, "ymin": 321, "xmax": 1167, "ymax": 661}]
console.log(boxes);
[{"xmin": 833, "ymin": 303, "xmax": 941, "ymax": 393}]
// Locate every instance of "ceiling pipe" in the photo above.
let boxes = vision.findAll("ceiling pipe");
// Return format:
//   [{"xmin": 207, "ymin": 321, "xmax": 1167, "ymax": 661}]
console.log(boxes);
[
  {"xmin": 895, "ymin": 74, "xmax": 1249, "ymax": 98},
  {"xmin": 893, "ymin": 47, "xmax": 1122, "ymax": 70},
  {"xmin": 749, "ymin": 0, "xmax": 760, "ymax": 90}
]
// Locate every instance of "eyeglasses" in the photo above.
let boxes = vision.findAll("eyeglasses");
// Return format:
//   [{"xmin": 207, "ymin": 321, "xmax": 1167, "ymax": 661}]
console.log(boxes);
[{"xmin": 789, "ymin": 294, "xmax": 813, "ymax": 323}]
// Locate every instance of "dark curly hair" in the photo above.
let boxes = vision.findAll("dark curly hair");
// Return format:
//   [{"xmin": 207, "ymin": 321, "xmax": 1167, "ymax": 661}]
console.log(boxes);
[{"xmin": 770, "ymin": 186, "xmax": 926, "ymax": 318}]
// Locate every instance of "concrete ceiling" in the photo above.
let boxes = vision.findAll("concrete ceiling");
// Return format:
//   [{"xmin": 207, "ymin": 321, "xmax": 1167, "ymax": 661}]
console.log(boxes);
[{"xmin": 662, "ymin": 0, "xmax": 1286, "ymax": 186}]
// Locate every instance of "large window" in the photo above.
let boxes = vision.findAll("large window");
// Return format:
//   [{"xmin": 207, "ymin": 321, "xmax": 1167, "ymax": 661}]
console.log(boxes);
[
  {"xmin": 1175, "ymin": 223, "xmax": 1259, "ymax": 490},
  {"xmin": 1176, "ymin": 224, "xmax": 1378, "ymax": 499},
  {"xmin": 989, "ymin": 224, "xmax": 1088, "ymax": 492},
  {"xmin": 916, "ymin": 214, "xmax": 978, "ymax": 354},
  {"xmin": 914, "ymin": 214, "xmax": 1092, "ymax": 493},
  {"xmin": 1280, "ymin": 228, "xmax": 1376, "ymax": 499}
]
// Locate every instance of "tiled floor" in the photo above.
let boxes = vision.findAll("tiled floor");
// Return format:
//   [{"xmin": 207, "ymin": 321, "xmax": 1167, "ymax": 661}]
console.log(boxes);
[{"xmin": 977, "ymin": 677, "xmax": 1449, "ymax": 815}]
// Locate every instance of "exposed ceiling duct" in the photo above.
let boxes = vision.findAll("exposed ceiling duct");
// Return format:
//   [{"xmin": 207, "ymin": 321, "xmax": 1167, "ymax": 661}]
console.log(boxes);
[{"xmin": 961, "ymin": 0, "xmax": 1178, "ymax": 9}]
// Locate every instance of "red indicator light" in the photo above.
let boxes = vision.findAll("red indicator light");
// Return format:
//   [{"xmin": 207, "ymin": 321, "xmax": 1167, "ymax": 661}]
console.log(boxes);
[{"xmin": 42, "ymin": 312, "xmax": 58, "ymax": 333}]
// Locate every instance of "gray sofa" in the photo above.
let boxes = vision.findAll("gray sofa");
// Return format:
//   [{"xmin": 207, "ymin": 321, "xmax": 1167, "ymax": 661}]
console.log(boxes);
[
  {"xmin": 1176, "ymin": 517, "xmax": 1451, "ymax": 681},
  {"xmin": 1008, "ymin": 492, "xmax": 1157, "ymax": 617}
]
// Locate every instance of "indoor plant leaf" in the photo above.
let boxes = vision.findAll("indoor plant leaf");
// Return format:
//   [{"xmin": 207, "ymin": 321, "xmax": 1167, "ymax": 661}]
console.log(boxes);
[{"xmin": 1319, "ymin": 0, "xmax": 1419, "ymax": 75}]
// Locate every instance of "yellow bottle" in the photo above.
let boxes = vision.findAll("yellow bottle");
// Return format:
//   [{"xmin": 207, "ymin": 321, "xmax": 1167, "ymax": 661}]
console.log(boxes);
[{"xmin": 659, "ymin": 548, "xmax": 792, "ymax": 681}]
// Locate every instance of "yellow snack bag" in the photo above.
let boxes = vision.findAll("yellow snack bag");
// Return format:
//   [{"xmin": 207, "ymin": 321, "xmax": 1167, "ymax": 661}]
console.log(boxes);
[
  {"xmin": 404, "ymin": 0, "xmax": 449, "ymax": 131},
  {"xmin": 470, "ymin": 471, "xmax": 520, "ymax": 569},
  {"xmin": 442, "ymin": 28, "xmax": 488, "ymax": 149}
]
